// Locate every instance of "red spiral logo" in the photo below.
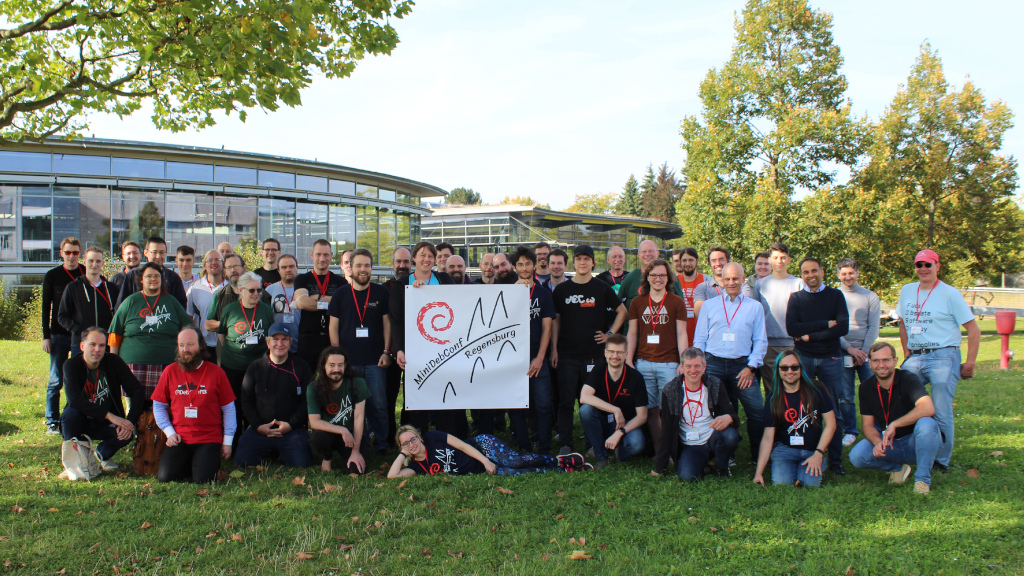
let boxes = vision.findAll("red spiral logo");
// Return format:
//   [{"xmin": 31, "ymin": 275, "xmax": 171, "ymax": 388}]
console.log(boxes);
[
  {"xmin": 784, "ymin": 408, "xmax": 798, "ymax": 423},
  {"xmin": 429, "ymin": 462, "xmax": 441, "ymax": 475},
  {"xmin": 138, "ymin": 308, "xmax": 152, "ymax": 318},
  {"xmin": 417, "ymin": 302, "xmax": 454, "ymax": 345},
  {"xmin": 326, "ymin": 403, "xmax": 339, "ymax": 415}
]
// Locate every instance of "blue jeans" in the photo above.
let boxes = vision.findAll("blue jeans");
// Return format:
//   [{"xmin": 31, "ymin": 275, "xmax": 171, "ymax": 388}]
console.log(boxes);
[
  {"xmin": 61, "ymin": 406, "xmax": 133, "ymax": 461},
  {"xmin": 355, "ymin": 365, "xmax": 388, "ymax": 451},
  {"xmin": 705, "ymin": 354, "xmax": 764, "ymax": 456},
  {"xmin": 770, "ymin": 443, "xmax": 825, "ymax": 487},
  {"xmin": 675, "ymin": 428, "xmax": 740, "ymax": 481},
  {"xmin": 849, "ymin": 417, "xmax": 941, "ymax": 485},
  {"xmin": 46, "ymin": 334, "xmax": 72, "ymax": 427},
  {"xmin": 234, "ymin": 426, "xmax": 312, "ymax": 467},
  {"xmin": 636, "ymin": 359, "xmax": 680, "ymax": 409},
  {"xmin": 901, "ymin": 347, "xmax": 960, "ymax": 466},
  {"xmin": 509, "ymin": 362, "xmax": 554, "ymax": 453},
  {"xmin": 797, "ymin": 354, "xmax": 845, "ymax": 463},
  {"xmin": 841, "ymin": 357, "xmax": 873, "ymax": 436},
  {"xmin": 578, "ymin": 403, "xmax": 645, "ymax": 462}
]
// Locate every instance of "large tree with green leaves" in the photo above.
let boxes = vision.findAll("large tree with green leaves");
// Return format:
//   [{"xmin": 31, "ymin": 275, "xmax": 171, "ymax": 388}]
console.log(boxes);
[
  {"xmin": 566, "ymin": 192, "xmax": 618, "ymax": 215},
  {"xmin": 0, "ymin": 0, "xmax": 413, "ymax": 144},
  {"xmin": 446, "ymin": 187, "xmax": 482, "ymax": 205},
  {"xmin": 643, "ymin": 163, "xmax": 682, "ymax": 223},
  {"xmin": 614, "ymin": 174, "xmax": 642, "ymax": 216},
  {"xmin": 677, "ymin": 0, "xmax": 862, "ymax": 262}
]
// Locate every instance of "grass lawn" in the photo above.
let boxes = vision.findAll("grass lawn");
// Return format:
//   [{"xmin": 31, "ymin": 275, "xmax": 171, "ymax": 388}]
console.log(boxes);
[{"xmin": 1, "ymin": 321, "xmax": 1022, "ymax": 575}]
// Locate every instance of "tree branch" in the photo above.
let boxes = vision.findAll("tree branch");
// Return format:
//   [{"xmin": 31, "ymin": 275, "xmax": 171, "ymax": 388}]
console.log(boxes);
[{"xmin": 0, "ymin": 0, "xmax": 74, "ymax": 41}]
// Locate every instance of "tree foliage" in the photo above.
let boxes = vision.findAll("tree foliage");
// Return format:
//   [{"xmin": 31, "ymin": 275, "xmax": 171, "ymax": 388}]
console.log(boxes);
[
  {"xmin": 643, "ymin": 163, "xmax": 683, "ymax": 223},
  {"xmin": 0, "ymin": 0, "xmax": 413, "ymax": 144},
  {"xmin": 566, "ymin": 192, "xmax": 619, "ymax": 215},
  {"xmin": 615, "ymin": 174, "xmax": 642, "ymax": 216},
  {"xmin": 497, "ymin": 196, "xmax": 550, "ymax": 209},
  {"xmin": 639, "ymin": 164, "xmax": 656, "ymax": 209},
  {"xmin": 446, "ymin": 187, "xmax": 482, "ymax": 205}
]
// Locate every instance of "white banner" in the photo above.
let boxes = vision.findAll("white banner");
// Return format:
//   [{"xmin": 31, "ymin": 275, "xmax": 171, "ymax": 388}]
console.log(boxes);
[{"xmin": 404, "ymin": 284, "xmax": 530, "ymax": 410}]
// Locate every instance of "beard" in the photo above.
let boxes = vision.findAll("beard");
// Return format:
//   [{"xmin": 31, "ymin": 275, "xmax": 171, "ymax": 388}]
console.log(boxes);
[
  {"xmin": 327, "ymin": 370, "xmax": 345, "ymax": 383},
  {"xmin": 496, "ymin": 269, "xmax": 517, "ymax": 284},
  {"xmin": 176, "ymin": 349, "xmax": 204, "ymax": 372},
  {"xmin": 450, "ymin": 272, "xmax": 464, "ymax": 284}
]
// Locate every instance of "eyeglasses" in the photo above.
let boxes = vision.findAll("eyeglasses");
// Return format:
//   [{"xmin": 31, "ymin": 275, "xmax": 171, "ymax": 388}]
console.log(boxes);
[
  {"xmin": 915, "ymin": 262, "xmax": 934, "ymax": 268},
  {"xmin": 400, "ymin": 437, "xmax": 420, "ymax": 449},
  {"xmin": 244, "ymin": 288, "xmax": 263, "ymax": 294},
  {"xmin": 869, "ymin": 357, "xmax": 897, "ymax": 364},
  {"xmin": 63, "ymin": 250, "xmax": 80, "ymax": 256},
  {"xmin": 648, "ymin": 274, "xmax": 668, "ymax": 280},
  {"xmin": 778, "ymin": 365, "xmax": 801, "ymax": 372},
  {"xmin": 606, "ymin": 350, "xmax": 627, "ymax": 356}
]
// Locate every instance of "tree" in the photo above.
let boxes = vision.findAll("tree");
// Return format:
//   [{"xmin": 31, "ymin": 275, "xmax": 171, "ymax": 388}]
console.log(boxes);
[
  {"xmin": 446, "ymin": 187, "xmax": 482, "ymax": 205},
  {"xmin": 856, "ymin": 43, "xmax": 1021, "ymax": 283},
  {"xmin": 643, "ymin": 163, "xmax": 682, "ymax": 222},
  {"xmin": 0, "ymin": 0, "xmax": 413, "ymax": 144},
  {"xmin": 566, "ymin": 192, "xmax": 619, "ymax": 215},
  {"xmin": 639, "ymin": 164, "xmax": 656, "ymax": 208},
  {"xmin": 677, "ymin": 0, "xmax": 862, "ymax": 263},
  {"xmin": 615, "ymin": 174, "xmax": 642, "ymax": 216},
  {"xmin": 497, "ymin": 196, "xmax": 550, "ymax": 209}
]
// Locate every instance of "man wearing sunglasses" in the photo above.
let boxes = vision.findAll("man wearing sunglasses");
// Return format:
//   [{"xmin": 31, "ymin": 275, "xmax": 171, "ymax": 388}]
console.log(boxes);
[
  {"xmin": 41, "ymin": 237, "xmax": 86, "ymax": 434},
  {"xmin": 896, "ymin": 249, "xmax": 980, "ymax": 474}
]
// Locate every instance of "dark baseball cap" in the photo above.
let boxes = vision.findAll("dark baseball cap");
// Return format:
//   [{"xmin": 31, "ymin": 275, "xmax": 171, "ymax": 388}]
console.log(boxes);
[
  {"xmin": 268, "ymin": 322, "xmax": 292, "ymax": 338},
  {"xmin": 573, "ymin": 245, "xmax": 595, "ymax": 260}
]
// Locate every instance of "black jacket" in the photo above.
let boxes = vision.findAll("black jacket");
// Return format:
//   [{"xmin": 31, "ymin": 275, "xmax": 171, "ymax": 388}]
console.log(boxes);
[
  {"xmin": 654, "ymin": 374, "xmax": 738, "ymax": 475},
  {"xmin": 42, "ymin": 264, "xmax": 85, "ymax": 339},
  {"xmin": 57, "ymin": 275, "xmax": 116, "ymax": 348},
  {"xmin": 240, "ymin": 354, "xmax": 313, "ymax": 430},
  {"xmin": 115, "ymin": 266, "xmax": 187, "ymax": 310},
  {"xmin": 389, "ymin": 271, "xmax": 455, "ymax": 354},
  {"xmin": 63, "ymin": 353, "xmax": 144, "ymax": 424}
]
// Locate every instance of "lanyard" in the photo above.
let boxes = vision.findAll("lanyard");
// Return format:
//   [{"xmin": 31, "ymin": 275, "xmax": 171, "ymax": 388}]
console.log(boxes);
[
  {"xmin": 239, "ymin": 302, "xmax": 256, "ymax": 332},
  {"xmin": 876, "ymin": 383, "xmax": 895, "ymax": 427},
  {"xmin": 351, "ymin": 285, "xmax": 371, "ymax": 327},
  {"xmin": 278, "ymin": 282, "xmax": 294, "ymax": 311},
  {"xmin": 312, "ymin": 271, "xmax": 331, "ymax": 297},
  {"xmin": 529, "ymin": 281, "xmax": 536, "ymax": 302},
  {"xmin": 605, "ymin": 368, "xmax": 627, "ymax": 405},
  {"xmin": 914, "ymin": 281, "xmax": 940, "ymax": 322},
  {"xmin": 64, "ymin": 265, "xmax": 82, "ymax": 283},
  {"xmin": 783, "ymin": 392, "xmax": 802, "ymax": 424},
  {"xmin": 271, "ymin": 358, "xmax": 300, "ymax": 387},
  {"xmin": 647, "ymin": 294, "xmax": 666, "ymax": 334},
  {"xmin": 94, "ymin": 283, "xmax": 112, "ymax": 309},
  {"xmin": 721, "ymin": 294, "xmax": 743, "ymax": 329},
  {"xmin": 682, "ymin": 384, "xmax": 704, "ymax": 426},
  {"xmin": 186, "ymin": 362, "xmax": 206, "ymax": 407},
  {"xmin": 141, "ymin": 290, "xmax": 162, "ymax": 314},
  {"xmin": 415, "ymin": 459, "xmax": 440, "ymax": 475}
]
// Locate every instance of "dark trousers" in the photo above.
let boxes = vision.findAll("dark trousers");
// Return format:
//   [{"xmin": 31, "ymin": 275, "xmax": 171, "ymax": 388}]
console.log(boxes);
[
  {"xmin": 675, "ymin": 428, "xmax": 740, "ymax": 482},
  {"xmin": 158, "ymin": 442, "xmax": 221, "ymax": 483},
  {"xmin": 309, "ymin": 430, "xmax": 365, "ymax": 473},
  {"xmin": 386, "ymin": 364, "xmax": 403, "ymax": 444},
  {"xmin": 705, "ymin": 354, "xmax": 764, "ymax": 458},
  {"xmin": 234, "ymin": 426, "xmax": 311, "ymax": 467},
  {"xmin": 296, "ymin": 344, "xmax": 327, "ymax": 377},
  {"xmin": 60, "ymin": 406, "xmax": 132, "ymax": 461},
  {"xmin": 555, "ymin": 355, "xmax": 595, "ymax": 451}
]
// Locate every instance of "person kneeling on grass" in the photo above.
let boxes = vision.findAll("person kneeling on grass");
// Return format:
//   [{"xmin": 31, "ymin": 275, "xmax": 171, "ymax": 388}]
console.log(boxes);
[
  {"xmin": 152, "ymin": 326, "xmax": 236, "ymax": 483},
  {"xmin": 306, "ymin": 347, "xmax": 369, "ymax": 474},
  {"xmin": 753, "ymin": 351, "xmax": 837, "ymax": 487},
  {"xmin": 60, "ymin": 327, "xmax": 145, "ymax": 476},
  {"xmin": 652, "ymin": 347, "xmax": 739, "ymax": 481},
  {"xmin": 849, "ymin": 342, "xmax": 940, "ymax": 495},
  {"xmin": 387, "ymin": 425, "xmax": 587, "ymax": 477},
  {"xmin": 578, "ymin": 334, "xmax": 647, "ymax": 470}
]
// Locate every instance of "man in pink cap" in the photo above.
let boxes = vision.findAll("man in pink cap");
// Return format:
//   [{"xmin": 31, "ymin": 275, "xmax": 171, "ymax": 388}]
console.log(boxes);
[{"xmin": 896, "ymin": 249, "xmax": 980, "ymax": 474}]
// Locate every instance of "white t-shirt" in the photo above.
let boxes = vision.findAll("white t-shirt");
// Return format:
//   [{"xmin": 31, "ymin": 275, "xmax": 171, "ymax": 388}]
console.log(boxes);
[
  {"xmin": 897, "ymin": 281, "xmax": 974, "ymax": 350},
  {"xmin": 678, "ymin": 385, "xmax": 714, "ymax": 446},
  {"xmin": 186, "ymin": 276, "xmax": 228, "ymax": 346}
]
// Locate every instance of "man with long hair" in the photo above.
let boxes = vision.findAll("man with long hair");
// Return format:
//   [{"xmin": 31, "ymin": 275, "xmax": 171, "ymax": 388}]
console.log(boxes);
[{"xmin": 306, "ymin": 346, "xmax": 370, "ymax": 473}]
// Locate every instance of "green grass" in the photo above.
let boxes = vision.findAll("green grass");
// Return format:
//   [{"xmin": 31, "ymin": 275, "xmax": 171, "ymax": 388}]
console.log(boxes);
[{"xmin": 1, "ymin": 329, "xmax": 1022, "ymax": 575}]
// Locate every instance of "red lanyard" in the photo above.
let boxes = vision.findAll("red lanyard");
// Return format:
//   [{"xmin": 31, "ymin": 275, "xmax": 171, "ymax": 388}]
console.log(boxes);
[
  {"xmin": 239, "ymin": 302, "xmax": 256, "ymax": 332},
  {"xmin": 682, "ymin": 385, "xmax": 704, "ymax": 426},
  {"xmin": 529, "ymin": 281, "xmax": 536, "ymax": 301},
  {"xmin": 876, "ymin": 383, "xmax": 895, "ymax": 426},
  {"xmin": 914, "ymin": 281, "xmax": 940, "ymax": 322},
  {"xmin": 647, "ymin": 294, "xmax": 666, "ymax": 334},
  {"xmin": 783, "ymin": 392, "xmax": 802, "ymax": 424},
  {"xmin": 86, "ymin": 367, "xmax": 101, "ymax": 400},
  {"xmin": 142, "ymin": 291, "xmax": 162, "ymax": 314},
  {"xmin": 271, "ymin": 358, "xmax": 300, "ymax": 386},
  {"xmin": 312, "ymin": 271, "xmax": 331, "ymax": 297},
  {"xmin": 94, "ymin": 282, "xmax": 112, "ymax": 309},
  {"xmin": 351, "ymin": 286, "xmax": 371, "ymax": 327},
  {"xmin": 605, "ymin": 368, "xmax": 626, "ymax": 404},
  {"xmin": 64, "ymin": 265, "xmax": 82, "ymax": 283},
  {"xmin": 415, "ymin": 460, "xmax": 440, "ymax": 475},
  {"xmin": 186, "ymin": 363, "xmax": 206, "ymax": 407},
  {"xmin": 721, "ymin": 294, "xmax": 743, "ymax": 329},
  {"xmin": 279, "ymin": 282, "xmax": 294, "ymax": 311}
]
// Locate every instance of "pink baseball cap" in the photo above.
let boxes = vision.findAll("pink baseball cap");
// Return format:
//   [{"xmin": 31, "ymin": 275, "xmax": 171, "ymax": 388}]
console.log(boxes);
[{"xmin": 914, "ymin": 249, "xmax": 940, "ymax": 264}]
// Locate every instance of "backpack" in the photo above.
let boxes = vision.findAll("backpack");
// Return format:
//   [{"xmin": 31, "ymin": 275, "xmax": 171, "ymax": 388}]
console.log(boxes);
[
  {"xmin": 61, "ymin": 435, "xmax": 102, "ymax": 481},
  {"xmin": 132, "ymin": 410, "xmax": 166, "ymax": 476}
]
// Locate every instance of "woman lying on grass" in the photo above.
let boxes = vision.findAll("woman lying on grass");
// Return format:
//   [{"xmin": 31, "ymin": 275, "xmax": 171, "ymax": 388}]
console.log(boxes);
[{"xmin": 387, "ymin": 425, "xmax": 589, "ymax": 477}]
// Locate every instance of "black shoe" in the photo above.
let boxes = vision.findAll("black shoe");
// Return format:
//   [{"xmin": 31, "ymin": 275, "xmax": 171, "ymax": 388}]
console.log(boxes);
[
  {"xmin": 716, "ymin": 467, "xmax": 732, "ymax": 478},
  {"xmin": 829, "ymin": 461, "xmax": 847, "ymax": 476},
  {"xmin": 932, "ymin": 461, "xmax": 948, "ymax": 474}
]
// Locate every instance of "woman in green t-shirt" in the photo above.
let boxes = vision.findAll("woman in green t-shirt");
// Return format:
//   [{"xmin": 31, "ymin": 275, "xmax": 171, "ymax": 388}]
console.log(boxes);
[
  {"xmin": 109, "ymin": 262, "xmax": 192, "ymax": 398},
  {"xmin": 217, "ymin": 271, "xmax": 276, "ymax": 397}
]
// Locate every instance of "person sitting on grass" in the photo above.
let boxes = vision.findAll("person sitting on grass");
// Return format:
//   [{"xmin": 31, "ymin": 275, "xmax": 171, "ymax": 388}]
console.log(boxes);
[
  {"xmin": 578, "ymin": 334, "xmax": 647, "ymax": 469},
  {"xmin": 387, "ymin": 425, "xmax": 587, "ymax": 477},
  {"xmin": 60, "ymin": 327, "xmax": 145, "ymax": 476},
  {"xmin": 848, "ymin": 342, "xmax": 940, "ymax": 495},
  {"xmin": 152, "ymin": 327, "xmax": 236, "ymax": 484},
  {"xmin": 753, "ymin": 350, "xmax": 837, "ymax": 487},
  {"xmin": 306, "ymin": 347, "xmax": 369, "ymax": 474}
]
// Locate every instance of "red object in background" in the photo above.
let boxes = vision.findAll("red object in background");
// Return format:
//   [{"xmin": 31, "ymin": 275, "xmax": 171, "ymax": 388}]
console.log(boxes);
[{"xmin": 995, "ymin": 310, "xmax": 1017, "ymax": 370}]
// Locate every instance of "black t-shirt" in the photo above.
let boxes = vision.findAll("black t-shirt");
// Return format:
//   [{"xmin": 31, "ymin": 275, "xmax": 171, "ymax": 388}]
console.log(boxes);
[
  {"xmin": 327, "ymin": 283, "xmax": 390, "ymax": 365},
  {"xmin": 764, "ymin": 385, "xmax": 834, "ymax": 450},
  {"xmin": 527, "ymin": 282, "xmax": 556, "ymax": 359},
  {"xmin": 410, "ymin": 430, "xmax": 484, "ymax": 476},
  {"xmin": 254, "ymin": 267, "xmax": 281, "ymax": 287},
  {"xmin": 859, "ymin": 370, "xmax": 928, "ymax": 439},
  {"xmin": 553, "ymin": 278, "xmax": 621, "ymax": 359},
  {"xmin": 294, "ymin": 271, "xmax": 348, "ymax": 343},
  {"xmin": 583, "ymin": 364, "xmax": 647, "ymax": 422}
]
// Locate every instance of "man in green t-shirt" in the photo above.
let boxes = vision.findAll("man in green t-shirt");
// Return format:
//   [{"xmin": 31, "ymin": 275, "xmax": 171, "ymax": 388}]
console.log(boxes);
[
  {"xmin": 617, "ymin": 240, "xmax": 683, "ymax": 328},
  {"xmin": 305, "ymin": 346, "xmax": 370, "ymax": 474}
]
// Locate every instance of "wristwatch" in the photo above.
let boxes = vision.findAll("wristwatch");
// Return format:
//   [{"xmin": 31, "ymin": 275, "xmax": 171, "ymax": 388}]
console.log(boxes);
[
  {"xmin": 815, "ymin": 448, "xmax": 826, "ymax": 456},
  {"xmin": 746, "ymin": 365, "xmax": 756, "ymax": 372}
]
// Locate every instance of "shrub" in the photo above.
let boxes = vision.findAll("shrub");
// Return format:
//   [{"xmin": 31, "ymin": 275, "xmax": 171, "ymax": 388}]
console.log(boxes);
[
  {"xmin": 18, "ymin": 286, "xmax": 43, "ymax": 342},
  {"xmin": 0, "ymin": 280, "xmax": 27, "ymax": 340}
]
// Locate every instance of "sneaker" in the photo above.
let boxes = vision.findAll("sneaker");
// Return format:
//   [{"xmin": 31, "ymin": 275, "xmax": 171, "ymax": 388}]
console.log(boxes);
[
  {"xmin": 888, "ymin": 463, "xmax": 912, "ymax": 484},
  {"xmin": 716, "ymin": 467, "xmax": 732, "ymax": 478},
  {"xmin": 728, "ymin": 457, "xmax": 736, "ymax": 468},
  {"xmin": 99, "ymin": 459, "xmax": 119, "ymax": 472},
  {"xmin": 591, "ymin": 458, "xmax": 609, "ymax": 471},
  {"xmin": 914, "ymin": 481, "xmax": 930, "ymax": 495},
  {"xmin": 829, "ymin": 461, "xmax": 847, "ymax": 476},
  {"xmin": 932, "ymin": 461, "xmax": 948, "ymax": 474},
  {"xmin": 585, "ymin": 447, "xmax": 596, "ymax": 459},
  {"xmin": 46, "ymin": 424, "xmax": 60, "ymax": 436},
  {"xmin": 57, "ymin": 470, "xmax": 70, "ymax": 480},
  {"xmin": 581, "ymin": 462, "xmax": 595, "ymax": 471},
  {"xmin": 556, "ymin": 452, "xmax": 584, "ymax": 472},
  {"xmin": 557, "ymin": 446, "xmax": 573, "ymax": 456},
  {"xmin": 842, "ymin": 434, "xmax": 857, "ymax": 447}
]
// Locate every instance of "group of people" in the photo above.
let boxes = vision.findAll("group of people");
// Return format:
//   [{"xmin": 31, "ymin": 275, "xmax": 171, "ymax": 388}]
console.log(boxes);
[{"xmin": 42, "ymin": 234, "xmax": 978, "ymax": 492}]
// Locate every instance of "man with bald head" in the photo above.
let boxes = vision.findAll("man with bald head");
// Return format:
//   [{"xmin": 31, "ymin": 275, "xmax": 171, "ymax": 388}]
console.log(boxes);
[
  {"xmin": 475, "ymin": 253, "xmax": 495, "ymax": 285},
  {"xmin": 618, "ymin": 240, "xmax": 682, "ymax": 314},
  {"xmin": 217, "ymin": 242, "xmax": 234, "ymax": 261},
  {"xmin": 693, "ymin": 262, "xmax": 767, "ymax": 462},
  {"xmin": 492, "ymin": 253, "xmax": 517, "ymax": 284},
  {"xmin": 446, "ymin": 255, "xmax": 471, "ymax": 284},
  {"xmin": 596, "ymin": 246, "xmax": 628, "ymax": 293}
]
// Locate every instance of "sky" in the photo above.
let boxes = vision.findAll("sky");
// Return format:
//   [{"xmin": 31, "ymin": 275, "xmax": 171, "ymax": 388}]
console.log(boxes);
[{"xmin": 86, "ymin": 0, "xmax": 1024, "ymax": 210}]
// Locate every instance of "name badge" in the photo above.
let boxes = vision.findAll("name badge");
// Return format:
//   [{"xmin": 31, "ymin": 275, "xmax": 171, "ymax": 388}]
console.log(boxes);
[
  {"xmin": 687, "ymin": 311, "xmax": 694, "ymax": 319},
  {"xmin": 245, "ymin": 335, "xmax": 258, "ymax": 345},
  {"xmin": 283, "ymin": 314, "xmax": 295, "ymax": 323},
  {"xmin": 646, "ymin": 334, "xmax": 660, "ymax": 345},
  {"xmin": 586, "ymin": 365, "xmax": 594, "ymax": 373},
  {"xmin": 722, "ymin": 332, "xmax": 736, "ymax": 342},
  {"xmin": 607, "ymin": 414, "xmax": 615, "ymax": 424},
  {"xmin": 685, "ymin": 431, "xmax": 700, "ymax": 442},
  {"xmin": 356, "ymin": 327, "xmax": 369, "ymax": 338},
  {"xmin": 144, "ymin": 315, "xmax": 156, "ymax": 325},
  {"xmin": 184, "ymin": 407, "xmax": 198, "ymax": 419},
  {"xmin": 296, "ymin": 387, "xmax": 302, "ymax": 396},
  {"xmin": 317, "ymin": 301, "xmax": 329, "ymax": 310},
  {"xmin": 910, "ymin": 326, "xmax": 923, "ymax": 335},
  {"xmin": 791, "ymin": 435, "xmax": 804, "ymax": 446}
]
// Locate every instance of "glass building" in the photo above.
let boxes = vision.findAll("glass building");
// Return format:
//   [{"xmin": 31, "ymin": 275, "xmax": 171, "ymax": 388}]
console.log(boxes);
[
  {"xmin": 0, "ymin": 139, "xmax": 443, "ymax": 289},
  {"xmin": 422, "ymin": 205, "xmax": 682, "ymax": 272}
]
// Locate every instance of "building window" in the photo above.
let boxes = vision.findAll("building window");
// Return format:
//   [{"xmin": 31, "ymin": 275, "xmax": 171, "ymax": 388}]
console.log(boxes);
[
  {"xmin": 258, "ymin": 170, "xmax": 295, "ymax": 189},
  {"xmin": 296, "ymin": 203, "xmax": 327, "ymax": 255},
  {"xmin": 112, "ymin": 157, "xmax": 165, "ymax": 179},
  {"xmin": 215, "ymin": 165, "xmax": 257, "ymax": 186},
  {"xmin": 166, "ymin": 192, "xmax": 215, "ymax": 256},
  {"xmin": 296, "ymin": 175, "xmax": 328, "ymax": 193},
  {"xmin": 258, "ymin": 198, "xmax": 296, "ymax": 254},
  {"xmin": 356, "ymin": 184, "xmax": 377, "ymax": 199},
  {"xmin": 0, "ymin": 151, "xmax": 51, "ymax": 172},
  {"xmin": 112, "ymin": 190, "xmax": 166, "ymax": 254},
  {"xmin": 53, "ymin": 154, "xmax": 110, "ymax": 176},
  {"xmin": 356, "ymin": 206, "xmax": 379, "ymax": 260},
  {"xmin": 378, "ymin": 211, "xmax": 396, "ymax": 266},
  {"xmin": 167, "ymin": 162, "xmax": 213, "ymax": 182},
  {"xmin": 328, "ymin": 205, "xmax": 356, "ymax": 255},
  {"xmin": 21, "ymin": 187, "xmax": 52, "ymax": 262},
  {"xmin": 329, "ymin": 180, "xmax": 356, "ymax": 197}
]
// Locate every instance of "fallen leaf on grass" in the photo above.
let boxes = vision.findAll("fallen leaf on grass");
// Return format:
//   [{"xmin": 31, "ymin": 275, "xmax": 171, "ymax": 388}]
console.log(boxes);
[
  {"xmin": 231, "ymin": 534, "xmax": 242, "ymax": 542},
  {"xmin": 205, "ymin": 531, "xmax": 218, "ymax": 538},
  {"xmin": 321, "ymin": 548, "xmax": 330, "ymax": 555},
  {"xmin": 599, "ymin": 544, "xmax": 608, "ymax": 550},
  {"xmin": 845, "ymin": 565, "xmax": 855, "ymax": 576},
  {"xmin": 140, "ymin": 522, "xmax": 154, "ymax": 530},
  {"xmin": 555, "ymin": 490, "xmax": 565, "ymax": 497},
  {"xmin": 323, "ymin": 484, "xmax": 338, "ymax": 493},
  {"xmin": 339, "ymin": 544, "xmax": 354, "ymax": 551},
  {"xmin": 579, "ymin": 537, "xmax": 586, "ymax": 546},
  {"xmin": 541, "ymin": 553, "xmax": 550, "ymax": 561},
  {"xmin": 10, "ymin": 505, "xmax": 25, "ymax": 514},
  {"xmin": 194, "ymin": 546, "xmax": 202, "ymax": 554},
  {"xmin": 568, "ymin": 550, "xmax": 592, "ymax": 560},
  {"xmin": 991, "ymin": 451, "xmax": 1004, "ymax": 458},
  {"xmin": 568, "ymin": 538, "xmax": 576, "ymax": 544},
  {"xmin": 966, "ymin": 469, "xmax": 980, "ymax": 478},
  {"xmin": 687, "ymin": 516, "xmax": 699, "ymax": 522},
  {"xmin": 249, "ymin": 492, "xmax": 259, "ymax": 500},
  {"xmin": 555, "ymin": 514, "xmax": 565, "ymax": 520},
  {"xmin": 497, "ymin": 486, "xmax": 514, "ymax": 495},
  {"xmin": 215, "ymin": 539, "xmax": 225, "ymax": 544},
  {"xmin": 607, "ymin": 502, "xmax": 619, "ymax": 508},
  {"xmin": 710, "ymin": 527, "xmax": 719, "ymax": 532},
  {"xmin": 228, "ymin": 470, "xmax": 244, "ymax": 478},
  {"xmin": 419, "ymin": 548, "xmax": 432, "ymax": 556},
  {"xmin": 292, "ymin": 477, "xmax": 306, "ymax": 486},
  {"xmin": 294, "ymin": 552, "xmax": 314, "ymax": 561},
  {"xmin": 549, "ymin": 538, "xmax": 557, "ymax": 544},
  {"xmin": 196, "ymin": 489, "xmax": 211, "ymax": 496},
  {"xmin": 447, "ymin": 551, "xmax": 463, "ymax": 559},
  {"xmin": 88, "ymin": 542, "xmax": 101, "ymax": 552}
]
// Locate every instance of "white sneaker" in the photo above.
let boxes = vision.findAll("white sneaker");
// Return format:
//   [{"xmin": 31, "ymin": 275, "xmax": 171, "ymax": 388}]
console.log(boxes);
[
  {"xmin": 57, "ymin": 470, "xmax": 70, "ymax": 480},
  {"xmin": 99, "ymin": 459, "xmax": 119, "ymax": 472},
  {"xmin": 842, "ymin": 434, "xmax": 857, "ymax": 447},
  {"xmin": 888, "ymin": 463, "xmax": 912, "ymax": 484}
]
